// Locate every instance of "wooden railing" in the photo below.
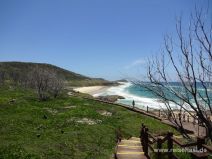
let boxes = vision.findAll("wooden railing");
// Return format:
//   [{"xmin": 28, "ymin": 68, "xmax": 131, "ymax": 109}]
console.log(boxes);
[{"xmin": 140, "ymin": 123, "xmax": 212, "ymax": 159}]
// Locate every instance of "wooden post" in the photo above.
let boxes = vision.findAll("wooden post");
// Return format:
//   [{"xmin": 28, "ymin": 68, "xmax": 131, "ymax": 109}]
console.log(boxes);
[
  {"xmin": 178, "ymin": 113, "xmax": 181, "ymax": 121},
  {"xmin": 141, "ymin": 124, "xmax": 145, "ymax": 147},
  {"xmin": 183, "ymin": 113, "xmax": 185, "ymax": 122},
  {"xmin": 191, "ymin": 137, "xmax": 207, "ymax": 159},
  {"xmin": 197, "ymin": 137, "xmax": 205, "ymax": 150},
  {"xmin": 147, "ymin": 106, "xmax": 149, "ymax": 113},
  {"xmin": 187, "ymin": 115, "xmax": 190, "ymax": 122},
  {"xmin": 115, "ymin": 127, "xmax": 122, "ymax": 143},
  {"xmin": 159, "ymin": 109, "xmax": 161, "ymax": 117},
  {"xmin": 198, "ymin": 118, "xmax": 200, "ymax": 137},
  {"xmin": 144, "ymin": 128, "xmax": 149, "ymax": 156},
  {"xmin": 157, "ymin": 138, "xmax": 162, "ymax": 159},
  {"xmin": 193, "ymin": 116, "xmax": 196, "ymax": 125},
  {"xmin": 168, "ymin": 111, "xmax": 171, "ymax": 120},
  {"xmin": 167, "ymin": 132, "xmax": 173, "ymax": 159},
  {"xmin": 207, "ymin": 116, "xmax": 210, "ymax": 122},
  {"xmin": 140, "ymin": 124, "xmax": 145, "ymax": 139}
]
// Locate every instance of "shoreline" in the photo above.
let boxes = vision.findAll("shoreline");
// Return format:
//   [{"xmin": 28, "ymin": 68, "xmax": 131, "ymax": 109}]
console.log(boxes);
[
  {"xmin": 72, "ymin": 84, "xmax": 212, "ymax": 120},
  {"xmin": 73, "ymin": 83, "xmax": 208, "ymax": 116},
  {"xmin": 73, "ymin": 86, "xmax": 111, "ymax": 96}
]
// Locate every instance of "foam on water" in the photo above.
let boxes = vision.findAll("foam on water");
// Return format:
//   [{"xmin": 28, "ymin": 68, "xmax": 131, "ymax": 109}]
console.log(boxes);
[
  {"xmin": 93, "ymin": 82, "xmax": 177, "ymax": 109},
  {"xmin": 94, "ymin": 82, "xmax": 211, "ymax": 111}
]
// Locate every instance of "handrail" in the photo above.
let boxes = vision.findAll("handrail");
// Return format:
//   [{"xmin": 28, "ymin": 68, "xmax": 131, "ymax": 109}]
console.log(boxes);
[
  {"xmin": 114, "ymin": 140, "xmax": 121, "ymax": 159},
  {"xmin": 148, "ymin": 133, "xmax": 157, "ymax": 141},
  {"xmin": 172, "ymin": 137, "xmax": 198, "ymax": 147},
  {"xmin": 148, "ymin": 139, "xmax": 157, "ymax": 144},
  {"xmin": 172, "ymin": 137, "xmax": 183, "ymax": 146},
  {"xmin": 202, "ymin": 144, "xmax": 212, "ymax": 153},
  {"xmin": 148, "ymin": 133, "xmax": 157, "ymax": 144},
  {"xmin": 148, "ymin": 144, "xmax": 154, "ymax": 152},
  {"xmin": 140, "ymin": 123, "xmax": 212, "ymax": 159},
  {"xmin": 160, "ymin": 135, "xmax": 169, "ymax": 143}
]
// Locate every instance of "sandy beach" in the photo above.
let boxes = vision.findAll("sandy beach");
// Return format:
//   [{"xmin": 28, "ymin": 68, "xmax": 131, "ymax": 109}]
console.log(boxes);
[{"xmin": 73, "ymin": 86, "xmax": 110, "ymax": 96}]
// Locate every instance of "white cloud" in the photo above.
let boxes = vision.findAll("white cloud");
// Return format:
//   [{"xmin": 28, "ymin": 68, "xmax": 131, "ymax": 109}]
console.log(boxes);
[{"xmin": 125, "ymin": 59, "xmax": 146, "ymax": 69}]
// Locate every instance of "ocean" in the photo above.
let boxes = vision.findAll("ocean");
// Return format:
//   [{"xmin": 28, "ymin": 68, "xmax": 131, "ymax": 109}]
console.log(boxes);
[{"xmin": 93, "ymin": 82, "xmax": 212, "ymax": 110}]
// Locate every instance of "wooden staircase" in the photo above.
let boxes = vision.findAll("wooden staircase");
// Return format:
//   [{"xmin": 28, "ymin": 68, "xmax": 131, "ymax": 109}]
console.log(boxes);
[{"xmin": 115, "ymin": 137, "xmax": 147, "ymax": 159}]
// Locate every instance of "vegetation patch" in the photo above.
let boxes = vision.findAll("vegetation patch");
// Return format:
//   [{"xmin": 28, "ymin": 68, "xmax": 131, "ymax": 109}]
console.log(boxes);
[{"xmin": 0, "ymin": 87, "xmax": 178, "ymax": 159}]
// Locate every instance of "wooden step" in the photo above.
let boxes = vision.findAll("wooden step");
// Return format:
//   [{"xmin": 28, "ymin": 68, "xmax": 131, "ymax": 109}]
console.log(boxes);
[
  {"xmin": 119, "ymin": 141, "xmax": 142, "ymax": 147},
  {"xmin": 116, "ymin": 137, "xmax": 147, "ymax": 159},
  {"xmin": 117, "ymin": 146, "xmax": 143, "ymax": 152},
  {"xmin": 129, "ymin": 137, "xmax": 141, "ymax": 141},
  {"xmin": 116, "ymin": 153, "xmax": 147, "ymax": 159}
]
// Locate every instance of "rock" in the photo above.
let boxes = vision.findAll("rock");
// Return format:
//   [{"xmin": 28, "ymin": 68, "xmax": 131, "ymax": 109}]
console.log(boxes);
[
  {"xmin": 67, "ymin": 92, "xmax": 73, "ymax": 96},
  {"xmin": 96, "ymin": 95, "xmax": 125, "ymax": 103},
  {"xmin": 74, "ymin": 118, "xmax": 102, "ymax": 125},
  {"xmin": 43, "ymin": 115, "xmax": 48, "ymax": 119},
  {"xmin": 36, "ymin": 125, "xmax": 46, "ymax": 130},
  {"xmin": 43, "ymin": 108, "xmax": 58, "ymax": 115},
  {"xmin": 36, "ymin": 134, "xmax": 41, "ymax": 138},
  {"xmin": 116, "ymin": 79, "xmax": 128, "ymax": 82},
  {"xmin": 9, "ymin": 99, "xmax": 16, "ymax": 104},
  {"xmin": 63, "ymin": 106, "xmax": 76, "ymax": 109},
  {"xmin": 83, "ymin": 103, "xmax": 90, "ymax": 106},
  {"xmin": 97, "ymin": 110, "xmax": 112, "ymax": 116}
]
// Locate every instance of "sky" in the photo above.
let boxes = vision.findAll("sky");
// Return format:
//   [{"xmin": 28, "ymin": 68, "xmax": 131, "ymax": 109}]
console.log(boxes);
[{"xmin": 0, "ymin": 0, "xmax": 211, "ymax": 80}]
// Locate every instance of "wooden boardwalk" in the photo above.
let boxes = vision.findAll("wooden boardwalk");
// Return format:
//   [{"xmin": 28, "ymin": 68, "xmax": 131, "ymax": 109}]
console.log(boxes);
[
  {"xmin": 115, "ymin": 137, "xmax": 147, "ymax": 159},
  {"xmin": 162, "ymin": 119, "xmax": 206, "ymax": 137}
]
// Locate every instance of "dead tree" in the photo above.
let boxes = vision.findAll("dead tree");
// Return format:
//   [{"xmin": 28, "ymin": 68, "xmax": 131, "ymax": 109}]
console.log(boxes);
[
  {"xmin": 135, "ymin": 9, "xmax": 212, "ymax": 140},
  {"xmin": 29, "ymin": 67, "xmax": 52, "ymax": 101},
  {"xmin": 9, "ymin": 71, "xmax": 19, "ymax": 84},
  {"xmin": 28, "ymin": 66, "xmax": 65, "ymax": 100},
  {"xmin": 49, "ymin": 73, "xmax": 64, "ymax": 98},
  {"xmin": 0, "ymin": 71, "xmax": 5, "ymax": 85}
]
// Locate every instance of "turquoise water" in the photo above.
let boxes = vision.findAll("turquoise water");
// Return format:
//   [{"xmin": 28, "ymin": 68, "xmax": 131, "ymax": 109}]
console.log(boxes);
[{"xmin": 94, "ymin": 82, "xmax": 212, "ymax": 110}]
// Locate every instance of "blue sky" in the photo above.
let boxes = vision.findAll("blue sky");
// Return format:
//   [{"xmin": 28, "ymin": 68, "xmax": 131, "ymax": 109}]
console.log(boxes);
[{"xmin": 0, "ymin": 0, "xmax": 211, "ymax": 80}]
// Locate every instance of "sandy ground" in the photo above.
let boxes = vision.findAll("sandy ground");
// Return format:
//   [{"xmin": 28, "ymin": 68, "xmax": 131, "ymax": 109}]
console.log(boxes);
[{"xmin": 73, "ymin": 86, "xmax": 110, "ymax": 95}]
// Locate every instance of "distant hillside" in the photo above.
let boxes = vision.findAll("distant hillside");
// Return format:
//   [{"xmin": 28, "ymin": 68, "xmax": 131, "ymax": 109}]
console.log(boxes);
[{"xmin": 0, "ymin": 62, "xmax": 116, "ymax": 86}]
